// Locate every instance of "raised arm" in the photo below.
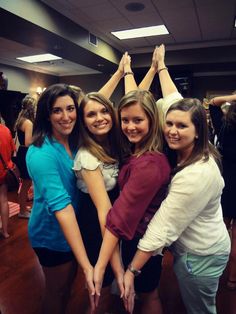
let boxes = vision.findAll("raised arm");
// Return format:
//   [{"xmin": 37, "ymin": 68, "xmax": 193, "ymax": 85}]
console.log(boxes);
[
  {"xmin": 123, "ymin": 52, "xmax": 138, "ymax": 94},
  {"xmin": 156, "ymin": 44, "xmax": 178, "ymax": 97},
  {"xmin": 138, "ymin": 46, "xmax": 158, "ymax": 90},
  {"xmin": 98, "ymin": 55, "xmax": 124, "ymax": 99},
  {"xmin": 209, "ymin": 94, "xmax": 236, "ymax": 106}
]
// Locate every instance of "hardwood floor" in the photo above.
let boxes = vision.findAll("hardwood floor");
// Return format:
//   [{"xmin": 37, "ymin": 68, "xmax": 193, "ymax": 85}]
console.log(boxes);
[{"xmin": 1, "ymin": 204, "xmax": 236, "ymax": 314}]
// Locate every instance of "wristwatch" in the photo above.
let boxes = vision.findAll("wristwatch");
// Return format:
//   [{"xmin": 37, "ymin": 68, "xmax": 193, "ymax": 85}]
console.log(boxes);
[{"xmin": 128, "ymin": 264, "xmax": 141, "ymax": 277}]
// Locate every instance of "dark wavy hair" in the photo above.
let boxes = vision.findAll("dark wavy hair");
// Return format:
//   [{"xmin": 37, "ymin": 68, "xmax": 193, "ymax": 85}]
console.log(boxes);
[
  {"xmin": 166, "ymin": 98, "xmax": 221, "ymax": 174},
  {"xmin": 32, "ymin": 83, "xmax": 81, "ymax": 151}
]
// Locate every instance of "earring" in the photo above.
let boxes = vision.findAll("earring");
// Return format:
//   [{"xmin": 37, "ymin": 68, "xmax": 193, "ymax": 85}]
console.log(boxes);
[{"xmin": 195, "ymin": 135, "xmax": 198, "ymax": 139}]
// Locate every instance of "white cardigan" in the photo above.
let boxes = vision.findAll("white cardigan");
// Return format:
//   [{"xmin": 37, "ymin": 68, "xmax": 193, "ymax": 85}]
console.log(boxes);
[{"xmin": 139, "ymin": 93, "xmax": 231, "ymax": 256}]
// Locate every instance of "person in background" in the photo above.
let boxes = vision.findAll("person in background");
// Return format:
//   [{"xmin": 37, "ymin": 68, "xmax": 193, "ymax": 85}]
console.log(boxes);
[
  {"xmin": 94, "ymin": 51, "xmax": 171, "ymax": 314},
  {"xmin": 14, "ymin": 95, "xmax": 36, "ymax": 218},
  {"xmin": 208, "ymin": 94, "xmax": 236, "ymax": 291},
  {"xmin": 26, "ymin": 84, "xmax": 94, "ymax": 314},
  {"xmin": 123, "ymin": 45, "xmax": 230, "ymax": 314},
  {"xmin": 0, "ymin": 123, "xmax": 16, "ymax": 238}
]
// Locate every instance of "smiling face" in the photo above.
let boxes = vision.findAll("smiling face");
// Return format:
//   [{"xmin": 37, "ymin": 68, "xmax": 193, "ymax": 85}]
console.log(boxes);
[
  {"xmin": 83, "ymin": 99, "xmax": 113, "ymax": 141},
  {"xmin": 120, "ymin": 102, "xmax": 150, "ymax": 152},
  {"xmin": 49, "ymin": 95, "xmax": 77, "ymax": 141},
  {"xmin": 164, "ymin": 109, "xmax": 197, "ymax": 160}
]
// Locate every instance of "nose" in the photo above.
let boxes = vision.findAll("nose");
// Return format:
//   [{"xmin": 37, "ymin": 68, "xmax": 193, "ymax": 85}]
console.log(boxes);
[
  {"xmin": 169, "ymin": 126, "xmax": 177, "ymax": 135},
  {"xmin": 127, "ymin": 122, "xmax": 135, "ymax": 131},
  {"xmin": 96, "ymin": 112, "xmax": 104, "ymax": 121},
  {"xmin": 62, "ymin": 110, "xmax": 69, "ymax": 120}
]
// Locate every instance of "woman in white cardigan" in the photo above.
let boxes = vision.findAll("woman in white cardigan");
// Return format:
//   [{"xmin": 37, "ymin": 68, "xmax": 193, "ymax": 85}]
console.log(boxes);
[{"xmin": 123, "ymin": 45, "xmax": 230, "ymax": 314}]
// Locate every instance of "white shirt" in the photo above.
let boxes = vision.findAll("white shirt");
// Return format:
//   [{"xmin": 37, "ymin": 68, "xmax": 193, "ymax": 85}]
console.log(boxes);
[{"xmin": 73, "ymin": 148, "xmax": 118, "ymax": 193}]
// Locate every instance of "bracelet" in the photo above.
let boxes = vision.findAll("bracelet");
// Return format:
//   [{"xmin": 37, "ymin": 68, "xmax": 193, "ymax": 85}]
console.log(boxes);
[
  {"xmin": 124, "ymin": 71, "xmax": 134, "ymax": 77},
  {"xmin": 158, "ymin": 67, "xmax": 168, "ymax": 74},
  {"xmin": 128, "ymin": 264, "xmax": 141, "ymax": 277}
]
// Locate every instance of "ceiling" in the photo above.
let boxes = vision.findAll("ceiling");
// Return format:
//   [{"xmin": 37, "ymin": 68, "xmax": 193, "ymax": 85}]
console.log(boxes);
[{"xmin": 0, "ymin": 0, "xmax": 236, "ymax": 76}]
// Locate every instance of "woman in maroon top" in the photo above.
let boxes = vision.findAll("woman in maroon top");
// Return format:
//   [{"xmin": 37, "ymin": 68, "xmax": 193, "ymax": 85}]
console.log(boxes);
[{"xmin": 94, "ymin": 88, "xmax": 170, "ymax": 314}]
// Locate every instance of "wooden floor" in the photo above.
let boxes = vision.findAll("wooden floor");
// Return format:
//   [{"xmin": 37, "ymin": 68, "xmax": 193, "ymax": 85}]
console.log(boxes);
[{"xmin": 1, "ymin": 196, "xmax": 236, "ymax": 313}]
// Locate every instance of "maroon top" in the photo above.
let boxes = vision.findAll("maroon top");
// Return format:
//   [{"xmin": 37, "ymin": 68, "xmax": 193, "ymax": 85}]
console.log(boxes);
[{"xmin": 106, "ymin": 152, "xmax": 171, "ymax": 240}]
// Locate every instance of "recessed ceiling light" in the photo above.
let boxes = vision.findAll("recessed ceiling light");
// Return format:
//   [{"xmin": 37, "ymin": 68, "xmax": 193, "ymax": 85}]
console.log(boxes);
[
  {"xmin": 111, "ymin": 25, "xmax": 169, "ymax": 40},
  {"xmin": 125, "ymin": 2, "xmax": 145, "ymax": 12},
  {"xmin": 16, "ymin": 53, "xmax": 62, "ymax": 63}
]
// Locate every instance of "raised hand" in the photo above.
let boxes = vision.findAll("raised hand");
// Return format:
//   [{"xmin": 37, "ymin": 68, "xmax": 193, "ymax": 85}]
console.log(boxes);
[
  {"xmin": 123, "ymin": 51, "xmax": 132, "ymax": 72},
  {"xmin": 151, "ymin": 46, "xmax": 159, "ymax": 72}
]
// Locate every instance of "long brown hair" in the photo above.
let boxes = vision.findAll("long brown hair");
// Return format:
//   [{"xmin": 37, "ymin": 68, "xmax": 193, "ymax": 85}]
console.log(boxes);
[
  {"xmin": 14, "ymin": 95, "xmax": 36, "ymax": 130},
  {"xmin": 118, "ymin": 90, "xmax": 163, "ymax": 158},
  {"xmin": 78, "ymin": 92, "xmax": 120, "ymax": 164},
  {"xmin": 166, "ymin": 98, "xmax": 221, "ymax": 174}
]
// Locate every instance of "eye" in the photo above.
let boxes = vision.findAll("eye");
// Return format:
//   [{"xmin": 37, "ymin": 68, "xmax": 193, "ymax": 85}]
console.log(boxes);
[
  {"xmin": 178, "ymin": 123, "xmax": 187, "ymax": 129},
  {"xmin": 67, "ymin": 105, "xmax": 76, "ymax": 112},
  {"xmin": 101, "ymin": 107, "xmax": 109, "ymax": 114},
  {"xmin": 86, "ymin": 111, "xmax": 96, "ymax": 118},
  {"xmin": 165, "ymin": 121, "xmax": 173, "ymax": 127},
  {"xmin": 51, "ymin": 107, "xmax": 62, "ymax": 114},
  {"xmin": 133, "ymin": 118, "xmax": 143, "ymax": 124},
  {"xmin": 121, "ymin": 118, "xmax": 129, "ymax": 124}
]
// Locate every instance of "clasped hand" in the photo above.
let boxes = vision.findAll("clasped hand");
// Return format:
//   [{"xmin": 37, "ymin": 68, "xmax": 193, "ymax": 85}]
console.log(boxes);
[{"xmin": 84, "ymin": 265, "xmax": 136, "ymax": 313}]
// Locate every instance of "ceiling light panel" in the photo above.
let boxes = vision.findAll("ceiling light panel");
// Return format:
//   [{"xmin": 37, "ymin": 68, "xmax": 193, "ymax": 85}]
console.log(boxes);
[
  {"xmin": 111, "ymin": 25, "xmax": 169, "ymax": 40},
  {"xmin": 16, "ymin": 53, "xmax": 62, "ymax": 63}
]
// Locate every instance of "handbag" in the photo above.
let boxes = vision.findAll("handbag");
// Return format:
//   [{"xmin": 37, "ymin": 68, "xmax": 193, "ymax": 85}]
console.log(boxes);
[{"xmin": 0, "ymin": 152, "xmax": 21, "ymax": 192}]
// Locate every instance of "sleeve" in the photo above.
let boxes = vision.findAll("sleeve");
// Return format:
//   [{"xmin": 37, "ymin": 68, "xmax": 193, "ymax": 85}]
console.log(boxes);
[
  {"xmin": 106, "ymin": 158, "xmax": 166, "ymax": 240},
  {"xmin": 138, "ymin": 163, "xmax": 217, "ymax": 254},
  {"xmin": 156, "ymin": 92, "xmax": 183, "ymax": 117},
  {"xmin": 73, "ymin": 149, "xmax": 101, "ymax": 171},
  {"xmin": 209, "ymin": 105, "xmax": 223, "ymax": 136},
  {"xmin": 27, "ymin": 149, "xmax": 72, "ymax": 213}
]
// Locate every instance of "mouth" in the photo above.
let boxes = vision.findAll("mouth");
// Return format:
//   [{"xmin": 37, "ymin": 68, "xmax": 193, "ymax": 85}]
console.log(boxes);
[
  {"xmin": 94, "ymin": 122, "xmax": 109, "ymax": 129},
  {"xmin": 167, "ymin": 137, "xmax": 180, "ymax": 143}
]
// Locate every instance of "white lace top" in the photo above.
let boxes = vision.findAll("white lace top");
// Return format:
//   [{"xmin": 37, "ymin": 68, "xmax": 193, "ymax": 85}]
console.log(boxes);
[{"xmin": 73, "ymin": 148, "xmax": 119, "ymax": 193}]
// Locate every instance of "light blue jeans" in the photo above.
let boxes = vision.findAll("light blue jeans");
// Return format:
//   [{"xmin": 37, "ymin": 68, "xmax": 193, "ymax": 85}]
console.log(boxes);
[{"xmin": 173, "ymin": 253, "xmax": 229, "ymax": 314}]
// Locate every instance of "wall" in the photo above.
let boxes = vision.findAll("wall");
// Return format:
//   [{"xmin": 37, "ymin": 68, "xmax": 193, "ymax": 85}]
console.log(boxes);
[
  {"xmin": 0, "ymin": 64, "xmax": 58, "ymax": 95},
  {"xmin": 60, "ymin": 73, "xmax": 124, "ymax": 105}
]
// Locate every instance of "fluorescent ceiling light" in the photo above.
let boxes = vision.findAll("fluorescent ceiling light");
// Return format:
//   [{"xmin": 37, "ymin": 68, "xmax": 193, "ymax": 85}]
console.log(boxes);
[
  {"xmin": 16, "ymin": 53, "xmax": 62, "ymax": 63},
  {"xmin": 111, "ymin": 25, "xmax": 169, "ymax": 40}
]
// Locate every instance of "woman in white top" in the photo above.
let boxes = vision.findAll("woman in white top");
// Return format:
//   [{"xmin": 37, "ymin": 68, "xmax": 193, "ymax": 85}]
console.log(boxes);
[{"xmin": 123, "ymin": 45, "xmax": 231, "ymax": 314}]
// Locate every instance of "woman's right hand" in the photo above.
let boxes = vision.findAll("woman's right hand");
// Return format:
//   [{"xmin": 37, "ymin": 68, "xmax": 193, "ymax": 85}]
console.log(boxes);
[
  {"xmin": 84, "ymin": 266, "xmax": 96, "ymax": 312},
  {"xmin": 155, "ymin": 44, "xmax": 166, "ymax": 68}
]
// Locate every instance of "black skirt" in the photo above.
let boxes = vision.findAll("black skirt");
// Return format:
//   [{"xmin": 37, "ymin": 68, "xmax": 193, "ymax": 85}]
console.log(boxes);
[{"xmin": 77, "ymin": 185, "xmax": 119, "ymax": 287}]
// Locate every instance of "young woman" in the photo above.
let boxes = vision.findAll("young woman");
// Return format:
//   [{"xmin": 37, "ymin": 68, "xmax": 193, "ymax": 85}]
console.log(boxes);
[
  {"xmin": 0, "ymin": 123, "xmax": 15, "ymax": 238},
  {"xmin": 26, "ymin": 84, "xmax": 94, "ymax": 314},
  {"xmin": 14, "ymin": 95, "xmax": 36, "ymax": 218},
  {"xmin": 94, "ymin": 88, "xmax": 171, "ymax": 314},
  {"xmin": 123, "ymin": 46, "xmax": 231, "ymax": 314},
  {"xmin": 73, "ymin": 92, "xmax": 123, "ymax": 313}
]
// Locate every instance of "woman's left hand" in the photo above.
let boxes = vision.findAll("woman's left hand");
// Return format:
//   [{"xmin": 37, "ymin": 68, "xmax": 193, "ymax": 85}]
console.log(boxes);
[
  {"xmin": 84, "ymin": 266, "xmax": 96, "ymax": 312},
  {"xmin": 94, "ymin": 264, "xmax": 105, "ymax": 307}
]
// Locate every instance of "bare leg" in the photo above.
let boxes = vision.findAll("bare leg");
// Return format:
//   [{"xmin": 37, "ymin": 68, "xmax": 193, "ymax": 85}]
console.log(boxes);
[
  {"xmin": 0, "ymin": 183, "xmax": 9, "ymax": 238},
  {"xmin": 18, "ymin": 178, "xmax": 32, "ymax": 218},
  {"xmin": 227, "ymin": 220, "xmax": 236, "ymax": 289},
  {"xmin": 41, "ymin": 259, "xmax": 77, "ymax": 314},
  {"xmin": 138, "ymin": 289, "xmax": 163, "ymax": 314}
]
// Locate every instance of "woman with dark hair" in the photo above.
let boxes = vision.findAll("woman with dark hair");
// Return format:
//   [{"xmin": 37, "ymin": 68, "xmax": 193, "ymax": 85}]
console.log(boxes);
[
  {"xmin": 123, "ymin": 46, "xmax": 230, "ymax": 314},
  {"xmin": 26, "ymin": 84, "xmax": 94, "ymax": 314},
  {"xmin": 209, "ymin": 95, "xmax": 236, "ymax": 291},
  {"xmin": 15, "ymin": 95, "xmax": 36, "ymax": 218}
]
